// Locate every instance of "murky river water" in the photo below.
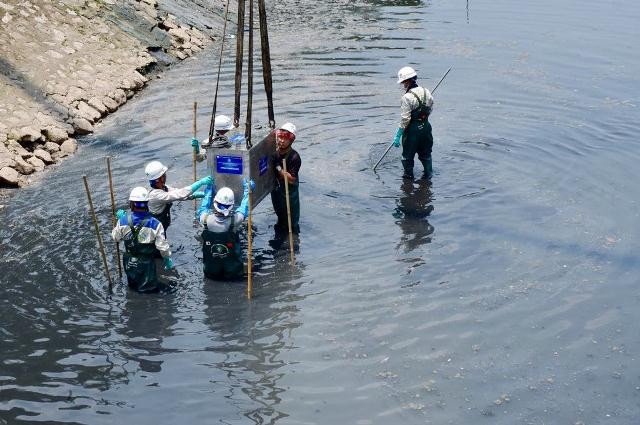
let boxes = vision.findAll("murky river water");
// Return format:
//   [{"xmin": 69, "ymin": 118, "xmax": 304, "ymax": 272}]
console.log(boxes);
[{"xmin": 2, "ymin": 0, "xmax": 640, "ymax": 423}]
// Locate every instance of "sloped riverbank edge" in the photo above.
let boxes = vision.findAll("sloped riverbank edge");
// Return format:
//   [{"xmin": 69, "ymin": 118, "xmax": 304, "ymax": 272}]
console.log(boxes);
[{"xmin": 0, "ymin": 0, "xmax": 228, "ymax": 199}]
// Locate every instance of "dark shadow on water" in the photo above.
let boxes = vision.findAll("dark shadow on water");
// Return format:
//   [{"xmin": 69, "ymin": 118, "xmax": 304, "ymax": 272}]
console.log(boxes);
[{"xmin": 394, "ymin": 177, "xmax": 434, "ymax": 253}]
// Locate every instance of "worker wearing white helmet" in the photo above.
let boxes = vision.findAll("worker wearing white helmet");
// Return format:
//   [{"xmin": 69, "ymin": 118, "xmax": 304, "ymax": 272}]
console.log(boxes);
[
  {"xmin": 271, "ymin": 122, "xmax": 301, "ymax": 234},
  {"xmin": 195, "ymin": 178, "xmax": 255, "ymax": 279},
  {"xmin": 192, "ymin": 114, "xmax": 237, "ymax": 162},
  {"xmin": 111, "ymin": 187, "xmax": 173, "ymax": 292},
  {"xmin": 141, "ymin": 160, "xmax": 213, "ymax": 234},
  {"xmin": 393, "ymin": 66, "xmax": 434, "ymax": 179}
]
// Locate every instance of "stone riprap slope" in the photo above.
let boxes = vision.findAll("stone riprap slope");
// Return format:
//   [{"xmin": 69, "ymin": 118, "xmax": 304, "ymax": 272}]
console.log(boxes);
[{"xmin": 0, "ymin": 0, "xmax": 219, "ymax": 189}]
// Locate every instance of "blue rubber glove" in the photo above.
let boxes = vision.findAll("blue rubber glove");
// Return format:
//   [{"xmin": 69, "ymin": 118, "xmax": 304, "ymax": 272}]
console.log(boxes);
[
  {"xmin": 115, "ymin": 209, "xmax": 126, "ymax": 220},
  {"xmin": 393, "ymin": 127, "xmax": 404, "ymax": 147},
  {"xmin": 242, "ymin": 178, "xmax": 256, "ymax": 196},
  {"xmin": 163, "ymin": 257, "xmax": 174, "ymax": 270},
  {"xmin": 191, "ymin": 138, "xmax": 199, "ymax": 154},
  {"xmin": 238, "ymin": 178, "xmax": 255, "ymax": 217},
  {"xmin": 192, "ymin": 191, "xmax": 205, "ymax": 199},
  {"xmin": 191, "ymin": 175, "xmax": 213, "ymax": 192},
  {"xmin": 196, "ymin": 184, "xmax": 216, "ymax": 221}
]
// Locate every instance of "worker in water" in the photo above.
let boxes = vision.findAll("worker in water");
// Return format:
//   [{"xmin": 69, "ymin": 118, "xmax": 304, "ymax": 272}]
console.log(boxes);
[
  {"xmin": 111, "ymin": 187, "xmax": 174, "ymax": 292},
  {"xmin": 192, "ymin": 114, "xmax": 236, "ymax": 161},
  {"xmin": 271, "ymin": 122, "xmax": 301, "ymax": 234},
  {"xmin": 143, "ymin": 160, "xmax": 212, "ymax": 233},
  {"xmin": 392, "ymin": 66, "xmax": 434, "ymax": 179},
  {"xmin": 196, "ymin": 178, "xmax": 255, "ymax": 280}
]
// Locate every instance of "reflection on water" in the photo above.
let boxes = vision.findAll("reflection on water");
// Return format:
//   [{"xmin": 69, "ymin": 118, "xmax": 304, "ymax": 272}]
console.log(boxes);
[{"xmin": 394, "ymin": 178, "xmax": 434, "ymax": 253}]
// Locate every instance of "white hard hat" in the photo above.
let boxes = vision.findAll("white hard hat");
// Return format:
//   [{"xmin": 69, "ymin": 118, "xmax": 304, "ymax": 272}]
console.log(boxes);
[
  {"xmin": 397, "ymin": 66, "xmax": 417, "ymax": 84},
  {"xmin": 129, "ymin": 186, "xmax": 149, "ymax": 202},
  {"xmin": 278, "ymin": 122, "xmax": 296, "ymax": 137},
  {"xmin": 145, "ymin": 160, "xmax": 168, "ymax": 181},
  {"xmin": 213, "ymin": 187, "xmax": 235, "ymax": 216},
  {"xmin": 214, "ymin": 114, "xmax": 233, "ymax": 131}
]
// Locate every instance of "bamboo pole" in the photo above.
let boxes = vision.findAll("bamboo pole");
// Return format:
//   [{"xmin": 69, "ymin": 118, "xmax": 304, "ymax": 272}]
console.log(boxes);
[
  {"xmin": 192, "ymin": 101, "xmax": 197, "ymax": 211},
  {"xmin": 82, "ymin": 175, "xmax": 113, "ymax": 292},
  {"xmin": 106, "ymin": 157, "xmax": 122, "ymax": 278},
  {"xmin": 246, "ymin": 185, "xmax": 253, "ymax": 299},
  {"xmin": 282, "ymin": 159, "xmax": 295, "ymax": 265}
]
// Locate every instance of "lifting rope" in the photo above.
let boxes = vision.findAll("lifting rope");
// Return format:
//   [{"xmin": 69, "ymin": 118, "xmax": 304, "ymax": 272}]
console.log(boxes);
[
  {"xmin": 207, "ymin": 0, "xmax": 232, "ymax": 143},
  {"xmin": 233, "ymin": 0, "xmax": 275, "ymax": 147},
  {"xmin": 244, "ymin": 0, "xmax": 254, "ymax": 147},
  {"xmin": 233, "ymin": 0, "xmax": 245, "ymax": 128},
  {"xmin": 258, "ymin": 0, "xmax": 275, "ymax": 129}
]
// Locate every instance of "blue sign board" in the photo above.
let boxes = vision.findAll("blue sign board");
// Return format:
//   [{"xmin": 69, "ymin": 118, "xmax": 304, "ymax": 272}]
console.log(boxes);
[
  {"xmin": 216, "ymin": 155, "xmax": 243, "ymax": 175},
  {"xmin": 258, "ymin": 156, "xmax": 268, "ymax": 176}
]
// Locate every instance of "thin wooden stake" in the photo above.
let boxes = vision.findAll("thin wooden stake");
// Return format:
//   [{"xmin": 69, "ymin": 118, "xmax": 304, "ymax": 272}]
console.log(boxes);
[
  {"xmin": 106, "ymin": 157, "xmax": 122, "ymax": 278},
  {"xmin": 282, "ymin": 159, "xmax": 295, "ymax": 265},
  {"xmin": 83, "ymin": 175, "xmax": 113, "ymax": 292},
  {"xmin": 192, "ymin": 101, "xmax": 198, "ymax": 211},
  {"xmin": 247, "ymin": 185, "xmax": 253, "ymax": 299}
]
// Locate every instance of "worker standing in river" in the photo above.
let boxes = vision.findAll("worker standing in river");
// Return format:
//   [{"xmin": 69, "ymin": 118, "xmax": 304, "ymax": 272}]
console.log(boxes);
[
  {"xmin": 143, "ymin": 160, "xmax": 212, "ymax": 234},
  {"xmin": 393, "ymin": 66, "xmax": 434, "ymax": 179},
  {"xmin": 112, "ymin": 187, "xmax": 174, "ymax": 292},
  {"xmin": 192, "ymin": 114, "xmax": 236, "ymax": 161},
  {"xmin": 271, "ymin": 122, "xmax": 301, "ymax": 235},
  {"xmin": 196, "ymin": 178, "xmax": 254, "ymax": 280}
]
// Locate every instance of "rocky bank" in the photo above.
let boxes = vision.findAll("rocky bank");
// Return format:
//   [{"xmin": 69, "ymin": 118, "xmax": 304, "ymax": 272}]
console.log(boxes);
[{"xmin": 0, "ymin": 0, "xmax": 227, "ymax": 192}]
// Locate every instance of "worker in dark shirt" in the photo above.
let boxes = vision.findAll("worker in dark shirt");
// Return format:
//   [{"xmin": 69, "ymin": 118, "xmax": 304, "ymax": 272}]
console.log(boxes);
[{"xmin": 271, "ymin": 122, "xmax": 301, "ymax": 234}]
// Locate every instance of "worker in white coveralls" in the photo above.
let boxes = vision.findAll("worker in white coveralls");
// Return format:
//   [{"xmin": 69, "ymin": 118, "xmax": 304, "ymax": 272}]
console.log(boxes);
[{"xmin": 111, "ymin": 187, "xmax": 173, "ymax": 292}]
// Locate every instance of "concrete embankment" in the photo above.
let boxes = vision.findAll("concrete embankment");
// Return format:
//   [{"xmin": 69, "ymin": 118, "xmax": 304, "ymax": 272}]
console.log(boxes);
[{"xmin": 0, "ymin": 0, "xmax": 227, "ymax": 193}]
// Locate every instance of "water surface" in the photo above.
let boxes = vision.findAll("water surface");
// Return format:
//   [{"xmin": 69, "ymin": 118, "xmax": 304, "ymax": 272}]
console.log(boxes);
[{"xmin": 2, "ymin": 0, "xmax": 640, "ymax": 423}]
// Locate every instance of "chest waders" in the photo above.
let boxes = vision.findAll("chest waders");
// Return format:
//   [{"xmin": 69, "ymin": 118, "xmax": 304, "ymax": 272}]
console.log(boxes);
[
  {"xmin": 123, "ymin": 214, "xmax": 158, "ymax": 292},
  {"xmin": 402, "ymin": 90, "xmax": 434, "ymax": 178},
  {"xmin": 152, "ymin": 202, "xmax": 172, "ymax": 231},
  {"xmin": 201, "ymin": 215, "xmax": 243, "ymax": 279},
  {"xmin": 150, "ymin": 188, "xmax": 172, "ymax": 258}
]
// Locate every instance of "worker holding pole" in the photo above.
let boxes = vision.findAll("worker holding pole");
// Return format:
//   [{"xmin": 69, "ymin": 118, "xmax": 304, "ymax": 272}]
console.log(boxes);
[
  {"xmin": 393, "ymin": 66, "xmax": 435, "ymax": 180},
  {"xmin": 271, "ymin": 122, "xmax": 301, "ymax": 236}
]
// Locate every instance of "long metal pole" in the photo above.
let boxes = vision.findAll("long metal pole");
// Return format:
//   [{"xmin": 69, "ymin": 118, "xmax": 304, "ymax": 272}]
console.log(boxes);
[
  {"xmin": 83, "ymin": 175, "xmax": 113, "ymax": 292},
  {"xmin": 373, "ymin": 66, "xmax": 452, "ymax": 172},
  {"xmin": 233, "ymin": 0, "xmax": 245, "ymax": 128},
  {"xmin": 282, "ymin": 159, "xmax": 295, "ymax": 265},
  {"xmin": 258, "ymin": 0, "xmax": 275, "ymax": 128},
  {"xmin": 106, "ymin": 157, "xmax": 122, "ymax": 278},
  {"xmin": 246, "ymin": 186, "xmax": 253, "ymax": 299}
]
